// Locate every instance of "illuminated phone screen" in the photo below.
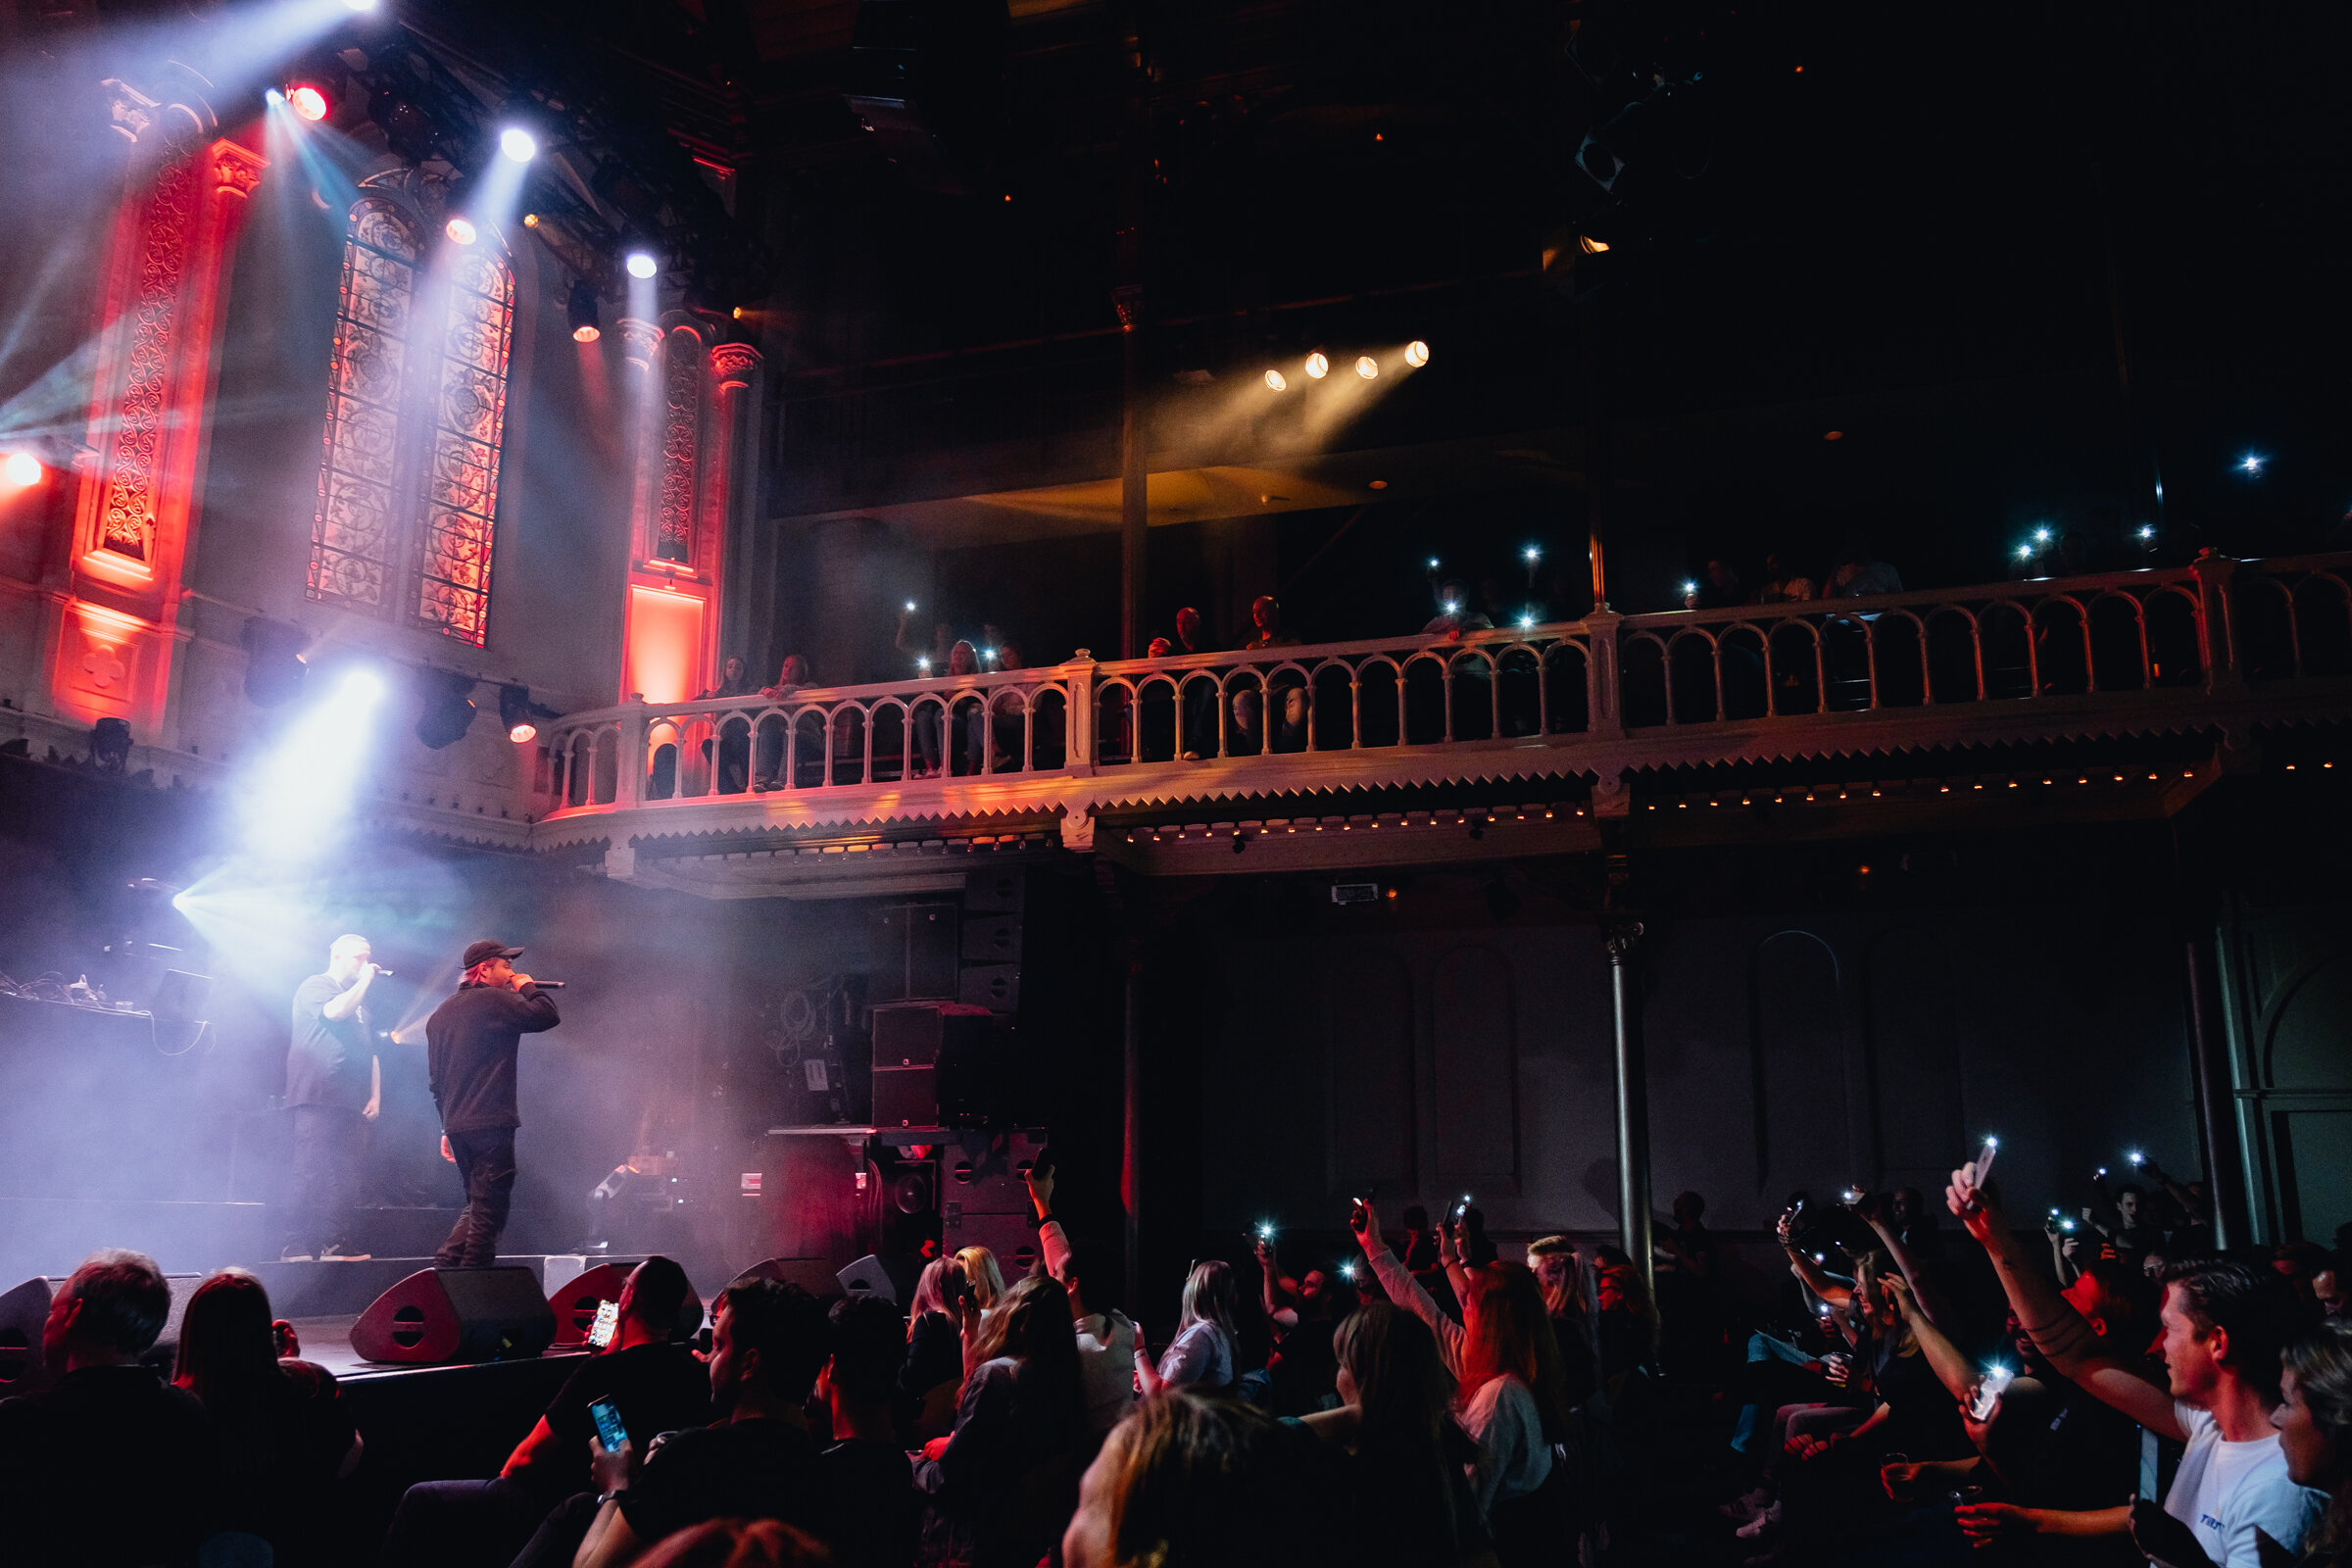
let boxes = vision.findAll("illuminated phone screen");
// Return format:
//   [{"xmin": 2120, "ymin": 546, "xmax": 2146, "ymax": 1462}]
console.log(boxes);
[{"xmin": 588, "ymin": 1298, "xmax": 620, "ymax": 1348}]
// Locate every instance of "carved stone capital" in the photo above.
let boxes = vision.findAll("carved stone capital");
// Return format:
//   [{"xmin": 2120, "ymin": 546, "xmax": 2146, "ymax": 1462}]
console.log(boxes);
[
  {"xmin": 708, "ymin": 342, "xmax": 761, "ymax": 387},
  {"xmin": 1059, "ymin": 809, "xmax": 1097, "ymax": 853},
  {"xmin": 616, "ymin": 318, "xmax": 663, "ymax": 366},
  {"xmin": 212, "ymin": 143, "xmax": 266, "ymax": 198}
]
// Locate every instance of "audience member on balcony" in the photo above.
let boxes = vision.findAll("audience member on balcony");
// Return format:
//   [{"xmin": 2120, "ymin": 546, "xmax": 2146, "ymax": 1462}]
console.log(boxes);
[
  {"xmin": 1168, "ymin": 606, "xmax": 1218, "ymax": 760},
  {"xmin": 172, "ymin": 1269, "xmax": 360, "ymax": 1568},
  {"xmin": 1134, "ymin": 1262, "xmax": 1241, "ymax": 1396},
  {"xmin": 987, "ymin": 642, "xmax": 1029, "ymax": 769},
  {"xmin": 898, "ymin": 610, "xmax": 955, "ymax": 673},
  {"xmin": 760, "ymin": 654, "xmax": 811, "ymax": 701},
  {"xmin": 1754, "ymin": 552, "xmax": 1818, "ymax": 604},
  {"xmin": 913, "ymin": 1272, "xmax": 1088, "ymax": 1568},
  {"xmin": 574, "ymin": 1278, "xmax": 831, "ymax": 1568},
  {"xmin": 915, "ymin": 642, "xmax": 985, "ymax": 777},
  {"xmin": 1686, "ymin": 557, "xmax": 1746, "ymax": 610},
  {"xmin": 1229, "ymin": 594, "xmax": 1307, "ymax": 753},
  {"xmin": 815, "ymin": 1295, "xmax": 921, "ymax": 1568},
  {"xmin": 0, "ymin": 1249, "xmax": 220, "ymax": 1566},
  {"xmin": 390, "ymin": 1256, "xmax": 710, "ymax": 1568},
  {"xmin": 1425, "ymin": 579, "xmax": 1496, "ymax": 641},
  {"xmin": 750, "ymin": 655, "xmax": 811, "ymax": 794},
  {"xmin": 1025, "ymin": 1159, "xmax": 1139, "ymax": 1438},
  {"xmin": 1827, "ymin": 538, "xmax": 1902, "ymax": 598},
  {"xmin": 1941, "ymin": 1154, "xmax": 2326, "ymax": 1566},
  {"xmin": 695, "ymin": 657, "xmax": 760, "ymax": 792}
]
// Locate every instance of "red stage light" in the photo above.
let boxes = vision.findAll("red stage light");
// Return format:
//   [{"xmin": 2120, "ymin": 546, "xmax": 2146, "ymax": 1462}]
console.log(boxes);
[{"xmin": 287, "ymin": 84, "xmax": 329, "ymax": 122}]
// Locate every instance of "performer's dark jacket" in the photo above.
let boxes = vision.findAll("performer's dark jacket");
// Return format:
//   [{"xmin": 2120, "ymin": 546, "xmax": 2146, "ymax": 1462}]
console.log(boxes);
[{"xmin": 425, "ymin": 982, "xmax": 561, "ymax": 1133}]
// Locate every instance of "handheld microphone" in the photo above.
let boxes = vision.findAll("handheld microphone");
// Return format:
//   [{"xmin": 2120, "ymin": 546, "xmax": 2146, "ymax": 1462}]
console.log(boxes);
[{"xmin": 529, "ymin": 979, "xmax": 565, "ymax": 989}]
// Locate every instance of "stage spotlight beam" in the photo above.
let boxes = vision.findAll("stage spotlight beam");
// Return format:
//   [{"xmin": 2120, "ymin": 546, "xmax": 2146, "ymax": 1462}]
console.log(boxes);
[
  {"xmin": 445, "ymin": 216, "xmax": 477, "ymax": 245},
  {"xmin": 1263, "ymin": 368, "xmax": 1287, "ymax": 391},
  {"xmin": 287, "ymin": 84, "xmax": 328, "ymax": 122},
  {"xmin": 500, "ymin": 126, "xmax": 537, "ymax": 163},
  {"xmin": 625, "ymin": 251, "xmax": 658, "ymax": 279},
  {"xmin": 1404, "ymin": 339, "xmax": 1430, "ymax": 367},
  {"xmin": 1355, "ymin": 355, "xmax": 1378, "ymax": 379},
  {"xmin": 1303, "ymin": 352, "xmax": 1328, "ymax": 379},
  {"xmin": 4, "ymin": 452, "xmax": 42, "ymax": 487}
]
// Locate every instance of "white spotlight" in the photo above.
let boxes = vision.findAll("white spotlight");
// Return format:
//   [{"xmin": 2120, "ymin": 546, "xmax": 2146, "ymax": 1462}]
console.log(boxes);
[
  {"xmin": 1263, "ymin": 368, "xmax": 1287, "ymax": 391},
  {"xmin": 1404, "ymin": 339, "xmax": 1431, "ymax": 367},
  {"xmin": 1355, "ymin": 356, "xmax": 1379, "ymax": 379},
  {"xmin": 3, "ymin": 452, "xmax": 42, "ymax": 488},
  {"xmin": 500, "ymin": 126, "xmax": 537, "ymax": 163},
  {"xmin": 625, "ymin": 251, "xmax": 659, "ymax": 279},
  {"xmin": 339, "ymin": 668, "xmax": 386, "ymax": 703},
  {"xmin": 1303, "ymin": 352, "xmax": 1328, "ymax": 379}
]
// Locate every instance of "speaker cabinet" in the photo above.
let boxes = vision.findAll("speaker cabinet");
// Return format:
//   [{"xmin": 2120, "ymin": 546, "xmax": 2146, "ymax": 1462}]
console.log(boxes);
[
  {"xmin": 549, "ymin": 1262, "xmax": 705, "ymax": 1347},
  {"xmin": 872, "ymin": 1004, "xmax": 1002, "ymax": 1127},
  {"xmin": 835, "ymin": 1252, "xmax": 909, "ymax": 1305},
  {"xmin": 0, "ymin": 1276, "xmax": 53, "ymax": 1395},
  {"xmin": 940, "ymin": 1208, "xmax": 1042, "ymax": 1277},
  {"xmin": 940, "ymin": 1132, "xmax": 1046, "ymax": 1215},
  {"xmin": 350, "ymin": 1267, "xmax": 558, "ymax": 1364},
  {"xmin": 727, "ymin": 1257, "xmax": 848, "ymax": 1298}
]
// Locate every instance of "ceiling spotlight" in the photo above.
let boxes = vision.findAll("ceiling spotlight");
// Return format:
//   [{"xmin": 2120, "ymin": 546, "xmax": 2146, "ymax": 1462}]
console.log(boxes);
[
  {"xmin": 625, "ymin": 250, "xmax": 658, "ymax": 279},
  {"xmin": 1355, "ymin": 356, "xmax": 1379, "ymax": 379},
  {"xmin": 521, "ymin": 213, "xmax": 539, "ymax": 227},
  {"xmin": 1404, "ymin": 340, "xmax": 1430, "ymax": 367},
  {"xmin": 1578, "ymin": 234, "xmax": 1610, "ymax": 254},
  {"xmin": 565, "ymin": 277, "xmax": 601, "ymax": 343},
  {"xmin": 1263, "ymin": 368, "xmax": 1287, "ymax": 391},
  {"xmin": 498, "ymin": 684, "xmax": 538, "ymax": 744},
  {"xmin": 415, "ymin": 670, "xmax": 478, "ymax": 751},
  {"xmin": 1304, "ymin": 352, "xmax": 1329, "ymax": 379},
  {"xmin": 445, "ymin": 216, "xmax": 477, "ymax": 246},
  {"xmin": 3, "ymin": 452, "xmax": 43, "ymax": 488},
  {"xmin": 286, "ymin": 84, "xmax": 329, "ymax": 122},
  {"xmin": 499, "ymin": 126, "xmax": 537, "ymax": 163}
]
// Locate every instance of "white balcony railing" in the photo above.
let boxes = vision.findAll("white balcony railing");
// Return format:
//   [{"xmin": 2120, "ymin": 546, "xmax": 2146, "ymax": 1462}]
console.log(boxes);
[{"xmin": 530, "ymin": 552, "xmax": 2352, "ymax": 844}]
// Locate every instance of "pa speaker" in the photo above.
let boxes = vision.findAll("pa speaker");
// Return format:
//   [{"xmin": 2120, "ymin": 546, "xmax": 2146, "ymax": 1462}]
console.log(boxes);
[
  {"xmin": 726, "ymin": 1257, "xmax": 845, "ymax": 1298},
  {"xmin": 0, "ymin": 1277, "xmax": 54, "ymax": 1395},
  {"xmin": 549, "ymin": 1262, "xmax": 704, "ymax": 1347},
  {"xmin": 351, "ymin": 1267, "xmax": 558, "ymax": 1364},
  {"xmin": 835, "ymin": 1253, "xmax": 904, "ymax": 1305}
]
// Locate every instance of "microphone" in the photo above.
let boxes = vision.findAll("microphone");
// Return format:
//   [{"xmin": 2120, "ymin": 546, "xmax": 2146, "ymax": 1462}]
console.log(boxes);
[{"xmin": 526, "ymin": 979, "xmax": 565, "ymax": 989}]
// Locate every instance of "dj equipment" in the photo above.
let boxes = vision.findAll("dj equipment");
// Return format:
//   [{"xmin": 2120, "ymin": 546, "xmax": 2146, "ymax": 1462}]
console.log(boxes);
[{"xmin": 350, "ymin": 1267, "xmax": 558, "ymax": 1364}]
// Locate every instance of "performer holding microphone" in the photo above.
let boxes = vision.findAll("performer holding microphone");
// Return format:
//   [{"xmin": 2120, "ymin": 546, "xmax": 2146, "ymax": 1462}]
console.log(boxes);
[
  {"xmin": 425, "ymin": 941, "xmax": 561, "ymax": 1268},
  {"xmin": 282, "ymin": 934, "xmax": 384, "ymax": 1262}
]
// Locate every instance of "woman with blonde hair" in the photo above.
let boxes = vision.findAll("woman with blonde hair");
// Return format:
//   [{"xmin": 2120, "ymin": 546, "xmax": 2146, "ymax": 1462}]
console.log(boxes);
[
  {"xmin": 955, "ymin": 1246, "xmax": 1007, "ymax": 1313},
  {"xmin": 1133, "ymin": 1260, "xmax": 1239, "ymax": 1395},
  {"xmin": 2278, "ymin": 1317, "xmax": 2352, "ymax": 1565}
]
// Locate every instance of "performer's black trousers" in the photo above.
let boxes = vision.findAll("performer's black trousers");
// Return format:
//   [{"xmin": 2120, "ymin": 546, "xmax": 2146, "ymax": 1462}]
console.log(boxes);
[
  {"xmin": 434, "ymin": 1127, "xmax": 516, "ymax": 1268},
  {"xmin": 285, "ymin": 1103, "xmax": 364, "ymax": 1254}
]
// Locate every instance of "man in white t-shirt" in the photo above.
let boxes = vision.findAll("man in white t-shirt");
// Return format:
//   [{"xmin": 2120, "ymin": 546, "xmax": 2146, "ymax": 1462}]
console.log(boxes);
[{"xmin": 1943, "ymin": 1159, "xmax": 2325, "ymax": 1566}]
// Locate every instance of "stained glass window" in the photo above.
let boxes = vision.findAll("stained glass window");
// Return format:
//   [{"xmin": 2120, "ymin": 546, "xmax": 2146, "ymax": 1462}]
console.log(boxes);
[{"xmin": 309, "ymin": 188, "xmax": 515, "ymax": 649}]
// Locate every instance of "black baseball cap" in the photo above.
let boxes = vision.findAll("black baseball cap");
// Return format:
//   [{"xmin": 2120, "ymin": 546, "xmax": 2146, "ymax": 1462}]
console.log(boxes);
[{"xmin": 463, "ymin": 941, "xmax": 523, "ymax": 969}]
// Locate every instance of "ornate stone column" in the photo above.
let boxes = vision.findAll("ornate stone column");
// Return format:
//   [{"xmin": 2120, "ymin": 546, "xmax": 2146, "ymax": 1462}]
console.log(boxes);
[
  {"xmin": 47, "ymin": 131, "xmax": 266, "ymax": 740},
  {"xmin": 704, "ymin": 341, "xmax": 761, "ymax": 677},
  {"xmin": 614, "ymin": 318, "xmax": 723, "ymax": 705}
]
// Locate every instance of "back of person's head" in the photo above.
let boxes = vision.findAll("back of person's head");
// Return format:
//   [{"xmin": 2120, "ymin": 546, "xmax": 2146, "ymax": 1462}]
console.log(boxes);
[
  {"xmin": 174, "ymin": 1268, "xmax": 278, "ymax": 1405},
  {"xmin": 2164, "ymin": 1257, "xmax": 2312, "ymax": 1403},
  {"xmin": 57, "ymin": 1249, "xmax": 171, "ymax": 1359},
  {"xmin": 827, "ymin": 1295, "xmax": 906, "ymax": 1404},
  {"xmin": 910, "ymin": 1256, "xmax": 954, "ymax": 1321},
  {"xmin": 631, "ymin": 1518, "xmax": 831, "ymax": 1568},
  {"xmin": 1459, "ymin": 1206, "xmax": 1497, "ymax": 1267},
  {"xmin": 1057, "ymin": 1237, "xmax": 1123, "ymax": 1317},
  {"xmin": 627, "ymin": 1255, "xmax": 695, "ymax": 1339},
  {"xmin": 1076, "ymin": 1390, "xmax": 1326, "ymax": 1568},
  {"xmin": 1526, "ymin": 1236, "xmax": 1585, "ymax": 1320},
  {"xmin": 1673, "ymin": 1191, "xmax": 1705, "ymax": 1223},
  {"xmin": 1177, "ymin": 1260, "xmax": 1238, "ymax": 1346},
  {"xmin": 1334, "ymin": 1302, "xmax": 1454, "ymax": 1454},
  {"xmin": 1458, "ymin": 1262, "xmax": 1571, "ymax": 1438},
  {"xmin": 973, "ymin": 1272, "xmax": 1084, "ymax": 1438},
  {"xmin": 715, "ymin": 1279, "xmax": 831, "ymax": 1402},
  {"xmin": 955, "ymin": 1246, "xmax": 1006, "ymax": 1311}
]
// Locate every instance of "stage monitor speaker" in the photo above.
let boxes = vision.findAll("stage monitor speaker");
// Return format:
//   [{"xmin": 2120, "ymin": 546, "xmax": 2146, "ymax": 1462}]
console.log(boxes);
[
  {"xmin": 0, "ymin": 1276, "xmax": 54, "ymax": 1395},
  {"xmin": 549, "ymin": 1262, "xmax": 706, "ymax": 1348},
  {"xmin": 727, "ymin": 1257, "xmax": 846, "ymax": 1298},
  {"xmin": 835, "ymin": 1252, "xmax": 906, "ymax": 1305},
  {"xmin": 351, "ymin": 1267, "xmax": 558, "ymax": 1365}
]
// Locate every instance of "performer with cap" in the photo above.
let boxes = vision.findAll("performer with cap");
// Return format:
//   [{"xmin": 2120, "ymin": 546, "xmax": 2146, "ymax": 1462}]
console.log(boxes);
[{"xmin": 424, "ymin": 941, "xmax": 561, "ymax": 1268}]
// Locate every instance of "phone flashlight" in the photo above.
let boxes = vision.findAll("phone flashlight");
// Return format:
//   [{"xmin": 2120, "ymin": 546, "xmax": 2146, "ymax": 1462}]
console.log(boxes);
[
  {"xmin": 1975, "ymin": 1135, "xmax": 1999, "ymax": 1182},
  {"xmin": 2095, "ymin": 1167, "xmax": 2107, "ymax": 1180},
  {"xmin": 2128, "ymin": 1151, "xmax": 2144, "ymax": 1167},
  {"xmin": 1970, "ymin": 1363, "xmax": 2016, "ymax": 1421},
  {"xmin": 2061, "ymin": 1218, "xmax": 2077, "ymax": 1232},
  {"xmin": 905, "ymin": 600, "xmax": 917, "ymax": 612},
  {"xmin": 1256, "ymin": 1221, "xmax": 1275, "ymax": 1242},
  {"xmin": 1842, "ymin": 1187, "xmax": 1863, "ymax": 1204},
  {"xmin": 1339, "ymin": 1259, "xmax": 1358, "ymax": 1282}
]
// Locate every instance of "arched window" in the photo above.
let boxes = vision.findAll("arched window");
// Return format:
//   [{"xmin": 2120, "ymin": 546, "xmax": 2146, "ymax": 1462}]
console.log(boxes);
[{"xmin": 309, "ymin": 180, "xmax": 515, "ymax": 649}]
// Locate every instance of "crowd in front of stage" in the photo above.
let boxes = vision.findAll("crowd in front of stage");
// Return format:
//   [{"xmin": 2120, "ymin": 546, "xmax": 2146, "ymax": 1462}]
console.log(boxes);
[{"xmin": 2, "ymin": 1141, "xmax": 2349, "ymax": 1568}]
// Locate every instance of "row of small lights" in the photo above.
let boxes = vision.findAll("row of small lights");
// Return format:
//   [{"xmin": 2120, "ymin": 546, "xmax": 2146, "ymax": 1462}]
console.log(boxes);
[
  {"xmin": 1263, "ymin": 340, "xmax": 1430, "ymax": 392},
  {"xmin": 1643, "ymin": 762, "xmax": 2334, "ymax": 810}
]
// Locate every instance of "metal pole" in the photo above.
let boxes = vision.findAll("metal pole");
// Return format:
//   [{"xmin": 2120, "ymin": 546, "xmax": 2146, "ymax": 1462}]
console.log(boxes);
[
  {"xmin": 1606, "ymin": 918, "xmax": 1652, "ymax": 1292},
  {"xmin": 2183, "ymin": 932, "xmax": 2248, "ymax": 1250}
]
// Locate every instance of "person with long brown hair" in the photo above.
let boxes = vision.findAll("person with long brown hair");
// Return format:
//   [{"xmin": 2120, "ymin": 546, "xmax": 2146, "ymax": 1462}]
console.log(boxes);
[
  {"xmin": 1060, "ymin": 1388, "xmax": 1338, "ymax": 1568},
  {"xmin": 1351, "ymin": 1200, "xmax": 1569, "ymax": 1552},
  {"xmin": 2275, "ymin": 1318, "xmax": 2352, "ymax": 1565},
  {"xmin": 1306, "ymin": 1303, "xmax": 1495, "ymax": 1567},
  {"xmin": 914, "ymin": 1271, "xmax": 1089, "ymax": 1568},
  {"xmin": 172, "ymin": 1268, "xmax": 360, "ymax": 1567}
]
